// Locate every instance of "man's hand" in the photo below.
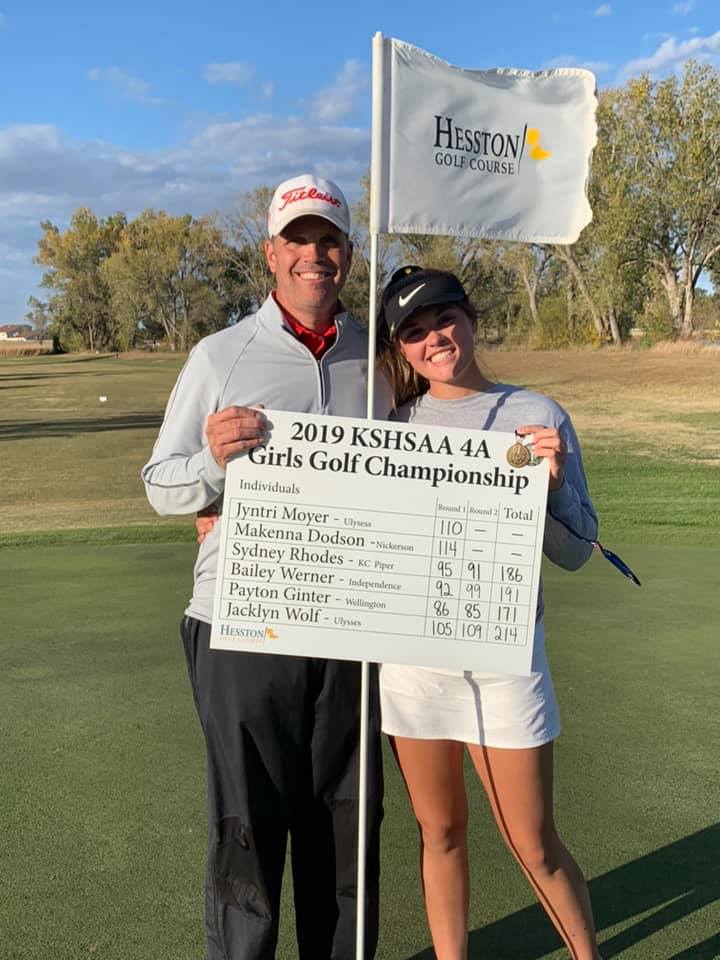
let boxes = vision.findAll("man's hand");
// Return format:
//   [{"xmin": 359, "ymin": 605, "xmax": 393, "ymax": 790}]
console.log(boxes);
[
  {"xmin": 515, "ymin": 425, "xmax": 567, "ymax": 492},
  {"xmin": 205, "ymin": 406, "xmax": 266, "ymax": 468}
]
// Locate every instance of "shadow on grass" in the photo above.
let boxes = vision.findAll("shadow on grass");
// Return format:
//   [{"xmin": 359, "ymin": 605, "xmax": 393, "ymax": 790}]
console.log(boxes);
[
  {"xmin": 405, "ymin": 824, "xmax": 720, "ymax": 959},
  {"xmin": 667, "ymin": 934, "xmax": 720, "ymax": 959},
  {"xmin": 0, "ymin": 368, "xmax": 139, "ymax": 382},
  {"xmin": 0, "ymin": 413, "xmax": 164, "ymax": 439},
  {"xmin": 0, "ymin": 353, "xmax": 121, "ymax": 366}
]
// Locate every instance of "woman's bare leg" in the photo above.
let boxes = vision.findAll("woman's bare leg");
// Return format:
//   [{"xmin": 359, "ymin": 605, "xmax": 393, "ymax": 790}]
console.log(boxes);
[
  {"xmin": 468, "ymin": 741, "xmax": 601, "ymax": 960},
  {"xmin": 392, "ymin": 736, "xmax": 469, "ymax": 960}
]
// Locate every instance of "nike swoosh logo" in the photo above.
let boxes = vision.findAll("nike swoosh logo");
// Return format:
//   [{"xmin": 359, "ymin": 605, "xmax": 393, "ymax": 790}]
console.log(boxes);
[{"xmin": 398, "ymin": 283, "xmax": 426, "ymax": 308}]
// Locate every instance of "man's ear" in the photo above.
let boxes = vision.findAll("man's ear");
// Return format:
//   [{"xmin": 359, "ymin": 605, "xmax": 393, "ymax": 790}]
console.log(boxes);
[
  {"xmin": 264, "ymin": 238, "xmax": 277, "ymax": 275},
  {"xmin": 346, "ymin": 238, "xmax": 353, "ymax": 271}
]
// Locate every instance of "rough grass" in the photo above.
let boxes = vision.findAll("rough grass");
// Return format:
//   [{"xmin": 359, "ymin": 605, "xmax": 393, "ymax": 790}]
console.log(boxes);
[
  {"xmin": 1, "ymin": 348, "xmax": 718, "ymax": 542},
  {"xmin": 0, "ymin": 339, "xmax": 53, "ymax": 356},
  {"xmin": 485, "ymin": 347, "xmax": 720, "ymax": 469},
  {"xmin": 648, "ymin": 338, "xmax": 720, "ymax": 354}
]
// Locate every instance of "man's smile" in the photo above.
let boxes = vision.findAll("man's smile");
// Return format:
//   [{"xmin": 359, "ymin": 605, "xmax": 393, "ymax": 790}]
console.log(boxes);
[{"xmin": 296, "ymin": 270, "xmax": 333, "ymax": 280}]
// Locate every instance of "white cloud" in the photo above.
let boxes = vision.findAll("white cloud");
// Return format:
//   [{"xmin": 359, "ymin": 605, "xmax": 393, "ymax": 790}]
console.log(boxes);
[
  {"xmin": 0, "ymin": 213, "xmax": 53, "ymax": 323},
  {"xmin": 87, "ymin": 67, "xmax": 162, "ymax": 105},
  {"xmin": 672, "ymin": 0, "xmax": 695, "ymax": 14},
  {"xmin": 620, "ymin": 30, "xmax": 720, "ymax": 79},
  {"xmin": 261, "ymin": 82, "xmax": 274, "ymax": 100},
  {"xmin": 642, "ymin": 31, "xmax": 671, "ymax": 44},
  {"xmin": 543, "ymin": 55, "xmax": 613, "ymax": 73},
  {"xmin": 582, "ymin": 59, "xmax": 613, "ymax": 73},
  {"xmin": 593, "ymin": 4, "xmax": 611, "ymax": 15},
  {"xmin": 203, "ymin": 62, "xmax": 254, "ymax": 86},
  {"xmin": 0, "ymin": 118, "xmax": 372, "ymax": 323},
  {"xmin": 0, "ymin": 120, "xmax": 369, "ymax": 221},
  {"xmin": 0, "ymin": 13, "xmax": 6, "ymax": 28},
  {"xmin": 309, "ymin": 60, "xmax": 369, "ymax": 123},
  {"xmin": 0, "ymin": 241, "xmax": 28, "ymax": 265}
]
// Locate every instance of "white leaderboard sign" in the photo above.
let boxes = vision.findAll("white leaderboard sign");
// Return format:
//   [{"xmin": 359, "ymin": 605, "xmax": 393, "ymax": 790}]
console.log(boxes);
[{"xmin": 210, "ymin": 411, "xmax": 549, "ymax": 675}]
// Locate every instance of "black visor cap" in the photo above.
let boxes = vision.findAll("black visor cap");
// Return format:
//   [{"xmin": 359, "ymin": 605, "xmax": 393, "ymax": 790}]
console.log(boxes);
[{"xmin": 383, "ymin": 266, "xmax": 468, "ymax": 339}]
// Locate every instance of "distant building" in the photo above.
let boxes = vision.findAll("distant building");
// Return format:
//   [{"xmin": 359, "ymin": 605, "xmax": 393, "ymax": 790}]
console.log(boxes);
[{"xmin": 0, "ymin": 325, "xmax": 32, "ymax": 341}]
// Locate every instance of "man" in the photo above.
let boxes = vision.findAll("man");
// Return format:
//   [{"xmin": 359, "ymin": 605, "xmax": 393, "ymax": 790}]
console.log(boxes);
[{"xmin": 142, "ymin": 174, "xmax": 388, "ymax": 960}]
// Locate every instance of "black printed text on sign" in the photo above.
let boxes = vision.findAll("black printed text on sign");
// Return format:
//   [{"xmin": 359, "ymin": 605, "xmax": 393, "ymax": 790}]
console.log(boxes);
[{"xmin": 210, "ymin": 411, "xmax": 549, "ymax": 675}]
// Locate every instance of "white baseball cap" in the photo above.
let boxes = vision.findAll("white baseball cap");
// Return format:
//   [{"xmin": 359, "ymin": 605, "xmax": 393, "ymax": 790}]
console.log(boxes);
[{"xmin": 267, "ymin": 174, "xmax": 350, "ymax": 238}]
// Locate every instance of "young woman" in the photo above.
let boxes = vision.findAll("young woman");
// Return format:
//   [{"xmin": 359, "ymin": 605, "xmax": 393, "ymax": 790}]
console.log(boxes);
[
  {"xmin": 197, "ymin": 264, "xmax": 604, "ymax": 959},
  {"xmin": 375, "ymin": 266, "xmax": 602, "ymax": 960}
]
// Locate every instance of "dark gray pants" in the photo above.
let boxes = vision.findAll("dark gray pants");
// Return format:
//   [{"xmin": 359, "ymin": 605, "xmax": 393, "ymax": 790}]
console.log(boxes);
[{"xmin": 181, "ymin": 616, "xmax": 383, "ymax": 960}]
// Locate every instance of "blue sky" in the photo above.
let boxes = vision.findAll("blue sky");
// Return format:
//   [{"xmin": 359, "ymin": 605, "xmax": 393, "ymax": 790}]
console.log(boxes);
[{"xmin": 1, "ymin": 0, "xmax": 718, "ymax": 326}]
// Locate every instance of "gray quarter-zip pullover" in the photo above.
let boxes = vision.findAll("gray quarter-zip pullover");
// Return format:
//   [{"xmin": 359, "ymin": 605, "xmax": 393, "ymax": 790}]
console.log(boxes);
[{"xmin": 142, "ymin": 294, "xmax": 391, "ymax": 622}]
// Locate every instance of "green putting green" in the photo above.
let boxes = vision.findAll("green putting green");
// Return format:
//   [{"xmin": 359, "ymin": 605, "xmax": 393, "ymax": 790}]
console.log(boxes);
[{"xmin": 2, "ymin": 541, "xmax": 718, "ymax": 959}]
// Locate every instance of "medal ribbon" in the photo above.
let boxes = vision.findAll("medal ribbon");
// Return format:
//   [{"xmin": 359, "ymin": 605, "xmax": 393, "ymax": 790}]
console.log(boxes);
[
  {"xmin": 546, "ymin": 508, "xmax": 641, "ymax": 586},
  {"xmin": 513, "ymin": 431, "xmax": 640, "ymax": 586}
]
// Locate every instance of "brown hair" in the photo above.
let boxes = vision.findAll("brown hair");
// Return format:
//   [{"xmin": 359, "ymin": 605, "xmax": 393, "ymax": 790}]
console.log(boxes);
[{"xmin": 376, "ymin": 299, "xmax": 478, "ymax": 411}]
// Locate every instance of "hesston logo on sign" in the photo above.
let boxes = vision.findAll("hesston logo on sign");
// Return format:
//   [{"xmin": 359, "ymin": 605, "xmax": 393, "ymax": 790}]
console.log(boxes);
[{"xmin": 278, "ymin": 187, "xmax": 343, "ymax": 211}]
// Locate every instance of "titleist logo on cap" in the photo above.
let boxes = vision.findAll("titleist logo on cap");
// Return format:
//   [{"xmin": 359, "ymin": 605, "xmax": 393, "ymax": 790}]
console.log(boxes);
[
  {"xmin": 278, "ymin": 187, "xmax": 343, "ymax": 212},
  {"xmin": 267, "ymin": 174, "xmax": 350, "ymax": 237}
]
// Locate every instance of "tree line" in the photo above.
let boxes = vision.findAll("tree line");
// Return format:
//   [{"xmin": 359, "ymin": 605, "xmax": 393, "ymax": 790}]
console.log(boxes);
[{"xmin": 30, "ymin": 62, "xmax": 720, "ymax": 352}]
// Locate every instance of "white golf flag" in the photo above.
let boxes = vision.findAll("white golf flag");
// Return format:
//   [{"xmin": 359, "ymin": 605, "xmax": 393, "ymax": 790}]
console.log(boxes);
[{"xmin": 371, "ymin": 36, "xmax": 597, "ymax": 244}]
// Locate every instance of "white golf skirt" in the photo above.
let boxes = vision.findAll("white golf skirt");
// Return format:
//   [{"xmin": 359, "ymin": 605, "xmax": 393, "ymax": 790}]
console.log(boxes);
[{"xmin": 380, "ymin": 620, "xmax": 560, "ymax": 749}]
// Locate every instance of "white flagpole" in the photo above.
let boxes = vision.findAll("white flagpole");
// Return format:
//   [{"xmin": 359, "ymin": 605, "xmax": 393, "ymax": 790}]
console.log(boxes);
[
  {"xmin": 366, "ymin": 31, "xmax": 386, "ymax": 412},
  {"xmin": 355, "ymin": 30, "xmax": 387, "ymax": 960}
]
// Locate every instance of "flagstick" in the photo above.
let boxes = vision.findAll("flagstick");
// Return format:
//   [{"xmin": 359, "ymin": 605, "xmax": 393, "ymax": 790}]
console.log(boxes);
[
  {"xmin": 355, "ymin": 658, "xmax": 369, "ymax": 960},
  {"xmin": 354, "ymin": 32, "xmax": 386, "ymax": 960},
  {"xmin": 366, "ymin": 232, "xmax": 379, "ymax": 412},
  {"xmin": 356, "ymin": 233, "xmax": 379, "ymax": 960}
]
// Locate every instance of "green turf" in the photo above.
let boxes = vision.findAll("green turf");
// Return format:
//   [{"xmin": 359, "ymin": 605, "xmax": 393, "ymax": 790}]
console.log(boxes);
[
  {"xmin": 2, "ymin": 351, "xmax": 718, "ymax": 958},
  {"xmin": 582, "ymin": 444, "xmax": 719, "ymax": 546},
  {"xmin": 0, "ymin": 524, "xmax": 189, "ymax": 549},
  {"xmin": 1, "ymin": 542, "xmax": 718, "ymax": 959}
]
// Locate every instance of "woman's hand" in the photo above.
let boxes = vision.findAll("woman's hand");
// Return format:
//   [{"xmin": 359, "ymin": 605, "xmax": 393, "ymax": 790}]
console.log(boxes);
[
  {"xmin": 196, "ymin": 504, "xmax": 220, "ymax": 544},
  {"xmin": 515, "ymin": 425, "xmax": 567, "ymax": 492}
]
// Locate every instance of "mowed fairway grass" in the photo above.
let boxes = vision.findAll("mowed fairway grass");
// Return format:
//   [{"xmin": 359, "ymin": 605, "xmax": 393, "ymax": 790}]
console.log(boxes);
[{"xmin": 2, "ymin": 349, "xmax": 719, "ymax": 960}]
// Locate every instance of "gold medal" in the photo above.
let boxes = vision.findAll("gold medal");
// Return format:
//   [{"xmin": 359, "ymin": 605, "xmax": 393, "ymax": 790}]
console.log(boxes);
[{"xmin": 506, "ymin": 441, "xmax": 531, "ymax": 468}]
